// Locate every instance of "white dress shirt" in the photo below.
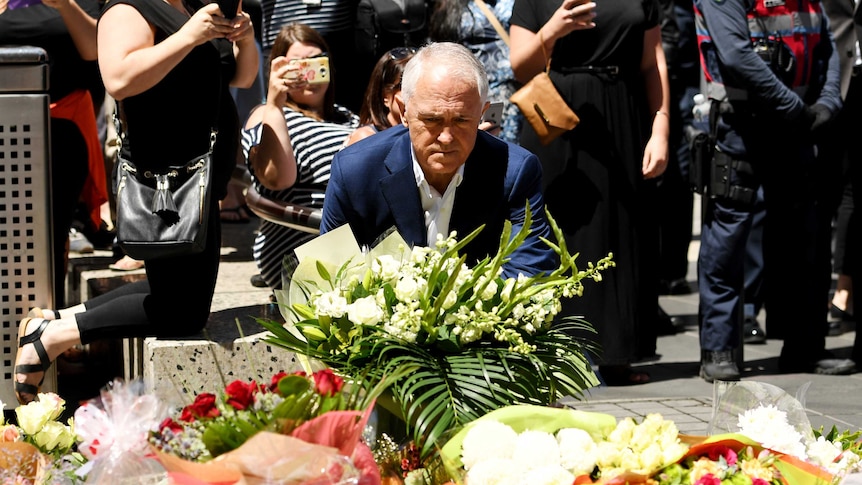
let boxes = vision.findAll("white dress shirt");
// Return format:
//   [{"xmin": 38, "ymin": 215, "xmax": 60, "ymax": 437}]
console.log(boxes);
[{"xmin": 411, "ymin": 148, "xmax": 465, "ymax": 247}]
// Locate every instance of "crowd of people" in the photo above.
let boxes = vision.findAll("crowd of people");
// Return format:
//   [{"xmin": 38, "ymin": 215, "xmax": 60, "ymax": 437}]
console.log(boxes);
[{"xmin": 5, "ymin": 0, "xmax": 861, "ymax": 406}]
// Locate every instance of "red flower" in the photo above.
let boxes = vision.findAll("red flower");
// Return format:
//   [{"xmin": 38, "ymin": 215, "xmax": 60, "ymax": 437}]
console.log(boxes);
[
  {"xmin": 694, "ymin": 474, "xmax": 721, "ymax": 485},
  {"xmin": 752, "ymin": 479, "xmax": 770, "ymax": 485},
  {"xmin": 707, "ymin": 445, "xmax": 738, "ymax": 466},
  {"xmin": 312, "ymin": 369, "xmax": 344, "ymax": 397},
  {"xmin": 185, "ymin": 392, "xmax": 220, "ymax": 420},
  {"xmin": 270, "ymin": 371, "xmax": 288, "ymax": 393},
  {"xmin": 159, "ymin": 417, "xmax": 184, "ymax": 433},
  {"xmin": 225, "ymin": 380, "xmax": 258, "ymax": 410},
  {"xmin": 292, "ymin": 370, "xmax": 308, "ymax": 377}
]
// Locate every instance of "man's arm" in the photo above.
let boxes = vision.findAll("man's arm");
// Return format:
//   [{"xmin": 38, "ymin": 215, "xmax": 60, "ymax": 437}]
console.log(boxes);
[
  {"xmin": 699, "ymin": 0, "xmax": 807, "ymax": 118},
  {"xmin": 320, "ymin": 152, "xmax": 352, "ymax": 235},
  {"xmin": 501, "ymin": 153, "xmax": 557, "ymax": 279}
]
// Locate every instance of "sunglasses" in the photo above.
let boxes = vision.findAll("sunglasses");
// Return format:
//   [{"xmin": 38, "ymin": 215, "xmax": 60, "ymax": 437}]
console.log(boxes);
[{"xmin": 388, "ymin": 47, "xmax": 418, "ymax": 60}]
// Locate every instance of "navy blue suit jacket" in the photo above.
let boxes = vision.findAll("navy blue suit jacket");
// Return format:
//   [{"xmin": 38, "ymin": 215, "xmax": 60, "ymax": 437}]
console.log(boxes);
[{"xmin": 320, "ymin": 126, "xmax": 557, "ymax": 278}]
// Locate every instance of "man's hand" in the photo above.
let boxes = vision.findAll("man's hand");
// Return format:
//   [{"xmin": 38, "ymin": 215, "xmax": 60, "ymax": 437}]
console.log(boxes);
[{"xmin": 807, "ymin": 103, "xmax": 832, "ymax": 133}]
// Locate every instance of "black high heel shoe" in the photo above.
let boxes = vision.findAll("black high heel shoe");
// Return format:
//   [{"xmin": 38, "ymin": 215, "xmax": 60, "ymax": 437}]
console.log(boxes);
[{"xmin": 14, "ymin": 318, "xmax": 54, "ymax": 404}]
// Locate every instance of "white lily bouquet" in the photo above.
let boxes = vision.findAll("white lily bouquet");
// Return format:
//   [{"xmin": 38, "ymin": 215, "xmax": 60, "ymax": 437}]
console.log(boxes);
[{"xmin": 259, "ymin": 207, "xmax": 614, "ymax": 457}]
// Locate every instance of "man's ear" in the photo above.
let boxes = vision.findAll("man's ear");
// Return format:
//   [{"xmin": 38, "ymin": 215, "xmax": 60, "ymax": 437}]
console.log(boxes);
[
  {"xmin": 480, "ymin": 100, "xmax": 490, "ymax": 120},
  {"xmin": 395, "ymin": 92, "xmax": 408, "ymax": 127}
]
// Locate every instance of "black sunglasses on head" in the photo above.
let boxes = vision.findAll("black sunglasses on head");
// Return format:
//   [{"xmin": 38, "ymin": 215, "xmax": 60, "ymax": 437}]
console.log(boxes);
[{"xmin": 388, "ymin": 47, "xmax": 417, "ymax": 60}]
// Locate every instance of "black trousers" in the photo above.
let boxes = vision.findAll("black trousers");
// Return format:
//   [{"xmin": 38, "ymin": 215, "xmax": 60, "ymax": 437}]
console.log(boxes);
[{"xmin": 75, "ymin": 199, "xmax": 221, "ymax": 343}]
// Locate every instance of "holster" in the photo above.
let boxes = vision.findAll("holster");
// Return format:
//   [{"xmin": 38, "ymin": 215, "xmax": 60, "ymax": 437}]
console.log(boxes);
[
  {"xmin": 709, "ymin": 150, "xmax": 757, "ymax": 205},
  {"xmin": 686, "ymin": 125, "xmax": 712, "ymax": 195}
]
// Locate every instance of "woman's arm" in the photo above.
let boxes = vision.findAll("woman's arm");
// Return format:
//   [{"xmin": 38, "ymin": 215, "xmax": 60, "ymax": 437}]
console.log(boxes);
[
  {"xmin": 227, "ymin": 11, "xmax": 259, "ymax": 88},
  {"xmin": 98, "ymin": 2, "xmax": 234, "ymax": 100},
  {"xmin": 640, "ymin": 24, "xmax": 670, "ymax": 179},
  {"xmin": 42, "ymin": 0, "xmax": 97, "ymax": 60},
  {"xmin": 245, "ymin": 56, "xmax": 307, "ymax": 190},
  {"xmin": 509, "ymin": 0, "xmax": 596, "ymax": 84}
]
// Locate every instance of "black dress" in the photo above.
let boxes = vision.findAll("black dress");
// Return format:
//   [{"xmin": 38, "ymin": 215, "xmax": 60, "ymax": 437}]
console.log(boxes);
[
  {"xmin": 511, "ymin": 0, "xmax": 661, "ymax": 366},
  {"xmin": 75, "ymin": 0, "xmax": 239, "ymax": 341}
]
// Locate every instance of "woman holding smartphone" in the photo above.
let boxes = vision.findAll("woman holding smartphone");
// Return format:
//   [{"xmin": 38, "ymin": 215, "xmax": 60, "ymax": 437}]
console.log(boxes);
[
  {"xmin": 13, "ymin": 0, "xmax": 257, "ymax": 403},
  {"xmin": 510, "ymin": 0, "xmax": 670, "ymax": 385},
  {"xmin": 242, "ymin": 23, "xmax": 358, "ymax": 290}
]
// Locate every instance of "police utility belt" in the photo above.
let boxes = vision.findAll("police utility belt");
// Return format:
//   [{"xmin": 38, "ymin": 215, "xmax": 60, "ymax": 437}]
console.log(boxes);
[{"xmin": 687, "ymin": 101, "xmax": 757, "ymax": 205}]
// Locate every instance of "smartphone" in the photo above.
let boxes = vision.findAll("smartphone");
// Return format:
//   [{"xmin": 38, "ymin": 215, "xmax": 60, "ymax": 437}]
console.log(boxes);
[
  {"xmin": 289, "ymin": 57, "xmax": 331, "ymax": 85},
  {"xmin": 216, "ymin": 0, "xmax": 239, "ymax": 17},
  {"xmin": 482, "ymin": 101, "xmax": 504, "ymax": 126}
]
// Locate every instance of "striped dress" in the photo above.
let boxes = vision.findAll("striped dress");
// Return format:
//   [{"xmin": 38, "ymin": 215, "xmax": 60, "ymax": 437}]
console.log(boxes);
[{"xmin": 241, "ymin": 105, "xmax": 358, "ymax": 289}]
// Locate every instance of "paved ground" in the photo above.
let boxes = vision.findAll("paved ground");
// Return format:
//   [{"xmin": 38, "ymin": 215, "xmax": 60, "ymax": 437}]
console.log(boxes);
[{"xmin": 207, "ymin": 208, "xmax": 861, "ymax": 437}]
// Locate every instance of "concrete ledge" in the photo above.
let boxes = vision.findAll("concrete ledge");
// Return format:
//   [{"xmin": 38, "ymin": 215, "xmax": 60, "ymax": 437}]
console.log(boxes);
[{"xmin": 140, "ymin": 303, "xmax": 303, "ymax": 402}]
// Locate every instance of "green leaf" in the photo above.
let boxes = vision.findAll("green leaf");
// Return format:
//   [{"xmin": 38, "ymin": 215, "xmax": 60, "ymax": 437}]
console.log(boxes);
[{"xmin": 315, "ymin": 260, "xmax": 332, "ymax": 283}]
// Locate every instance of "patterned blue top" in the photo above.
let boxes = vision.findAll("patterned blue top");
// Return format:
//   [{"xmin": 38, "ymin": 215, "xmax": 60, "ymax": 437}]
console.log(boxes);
[{"xmin": 461, "ymin": 0, "xmax": 523, "ymax": 144}]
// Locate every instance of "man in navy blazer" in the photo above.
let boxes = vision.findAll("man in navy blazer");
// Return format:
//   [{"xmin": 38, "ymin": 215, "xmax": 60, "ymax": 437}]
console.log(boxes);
[{"xmin": 320, "ymin": 42, "xmax": 557, "ymax": 278}]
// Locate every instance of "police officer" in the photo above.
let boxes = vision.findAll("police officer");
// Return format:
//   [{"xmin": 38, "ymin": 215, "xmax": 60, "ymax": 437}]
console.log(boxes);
[{"xmin": 694, "ymin": 0, "xmax": 856, "ymax": 381}]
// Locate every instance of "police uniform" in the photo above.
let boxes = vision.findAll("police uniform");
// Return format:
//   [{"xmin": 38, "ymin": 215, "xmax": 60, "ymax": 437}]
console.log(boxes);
[{"xmin": 694, "ymin": 0, "xmax": 854, "ymax": 379}]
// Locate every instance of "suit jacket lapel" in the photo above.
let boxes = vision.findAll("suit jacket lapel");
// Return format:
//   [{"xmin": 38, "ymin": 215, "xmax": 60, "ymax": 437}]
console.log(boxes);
[{"xmin": 380, "ymin": 133, "xmax": 426, "ymax": 246}]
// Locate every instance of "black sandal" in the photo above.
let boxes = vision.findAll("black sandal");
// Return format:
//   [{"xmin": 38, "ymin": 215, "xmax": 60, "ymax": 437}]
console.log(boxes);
[{"xmin": 14, "ymin": 318, "xmax": 53, "ymax": 404}]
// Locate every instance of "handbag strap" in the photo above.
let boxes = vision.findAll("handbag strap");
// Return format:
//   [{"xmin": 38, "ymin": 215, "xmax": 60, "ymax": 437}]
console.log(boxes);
[
  {"xmin": 538, "ymin": 29, "xmax": 551, "ymax": 73},
  {"xmin": 472, "ymin": 0, "xmax": 510, "ymax": 46}
]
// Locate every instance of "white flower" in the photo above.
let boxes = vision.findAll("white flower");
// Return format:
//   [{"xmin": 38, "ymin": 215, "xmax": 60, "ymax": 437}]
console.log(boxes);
[
  {"xmin": 395, "ymin": 276, "xmax": 421, "ymax": 302},
  {"xmin": 372, "ymin": 255, "xmax": 402, "ymax": 281},
  {"xmin": 346, "ymin": 296, "xmax": 385, "ymax": 326},
  {"xmin": 478, "ymin": 278, "xmax": 498, "ymax": 300},
  {"xmin": 465, "ymin": 458, "xmax": 521, "ymax": 485},
  {"xmin": 738, "ymin": 405, "xmax": 807, "ymax": 459},
  {"xmin": 461, "ymin": 420, "xmax": 518, "ymax": 470},
  {"xmin": 807, "ymin": 436, "xmax": 843, "ymax": 468},
  {"xmin": 512, "ymin": 430, "xmax": 561, "ymax": 471},
  {"xmin": 441, "ymin": 289, "xmax": 458, "ymax": 310},
  {"xmin": 314, "ymin": 291, "xmax": 348, "ymax": 318},
  {"xmin": 520, "ymin": 465, "xmax": 575, "ymax": 485},
  {"xmin": 557, "ymin": 427, "xmax": 597, "ymax": 475}
]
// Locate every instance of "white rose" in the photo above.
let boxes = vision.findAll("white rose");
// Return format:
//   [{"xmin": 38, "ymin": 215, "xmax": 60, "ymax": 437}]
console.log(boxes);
[
  {"xmin": 372, "ymin": 255, "xmax": 401, "ymax": 281},
  {"xmin": 395, "ymin": 277, "xmax": 421, "ymax": 302},
  {"xmin": 347, "ymin": 296, "xmax": 385, "ymax": 326}
]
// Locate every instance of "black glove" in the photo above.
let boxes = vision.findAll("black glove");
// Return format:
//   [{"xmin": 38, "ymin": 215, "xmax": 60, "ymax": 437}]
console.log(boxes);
[{"xmin": 808, "ymin": 103, "xmax": 833, "ymax": 133}]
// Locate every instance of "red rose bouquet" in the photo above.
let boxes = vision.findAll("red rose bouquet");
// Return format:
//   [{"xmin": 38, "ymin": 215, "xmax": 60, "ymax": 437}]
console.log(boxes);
[{"xmin": 151, "ymin": 369, "xmax": 360, "ymax": 461}]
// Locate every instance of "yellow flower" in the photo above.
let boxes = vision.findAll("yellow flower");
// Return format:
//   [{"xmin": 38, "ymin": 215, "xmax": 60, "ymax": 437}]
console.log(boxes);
[
  {"xmin": 690, "ymin": 457, "xmax": 722, "ymax": 483},
  {"xmin": 32, "ymin": 421, "xmax": 71, "ymax": 452},
  {"xmin": 15, "ymin": 398, "xmax": 58, "ymax": 435},
  {"xmin": 739, "ymin": 458, "xmax": 774, "ymax": 482}
]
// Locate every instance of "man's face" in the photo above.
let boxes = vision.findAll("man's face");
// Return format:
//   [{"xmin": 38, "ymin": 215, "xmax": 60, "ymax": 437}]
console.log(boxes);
[{"xmin": 399, "ymin": 65, "xmax": 486, "ymax": 191}]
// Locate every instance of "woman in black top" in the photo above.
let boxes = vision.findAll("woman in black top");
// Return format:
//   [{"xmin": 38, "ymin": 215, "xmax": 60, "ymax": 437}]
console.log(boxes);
[
  {"xmin": 13, "ymin": 0, "xmax": 258, "ymax": 404},
  {"xmin": 509, "ymin": 0, "xmax": 670, "ymax": 385}
]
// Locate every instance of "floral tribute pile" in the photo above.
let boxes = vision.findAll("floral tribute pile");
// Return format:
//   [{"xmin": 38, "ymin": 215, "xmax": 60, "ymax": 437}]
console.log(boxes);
[
  {"xmin": 431, "ymin": 402, "xmax": 862, "ymax": 485},
  {"xmin": 0, "ymin": 394, "xmax": 82, "ymax": 484},
  {"xmin": 260, "ymin": 209, "xmax": 614, "ymax": 456},
  {"xmin": 1, "ymin": 378, "xmax": 861, "ymax": 485}
]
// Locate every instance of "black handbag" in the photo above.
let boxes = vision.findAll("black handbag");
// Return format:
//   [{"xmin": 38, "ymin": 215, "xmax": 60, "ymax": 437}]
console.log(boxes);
[{"xmin": 114, "ymin": 108, "xmax": 216, "ymax": 261}]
